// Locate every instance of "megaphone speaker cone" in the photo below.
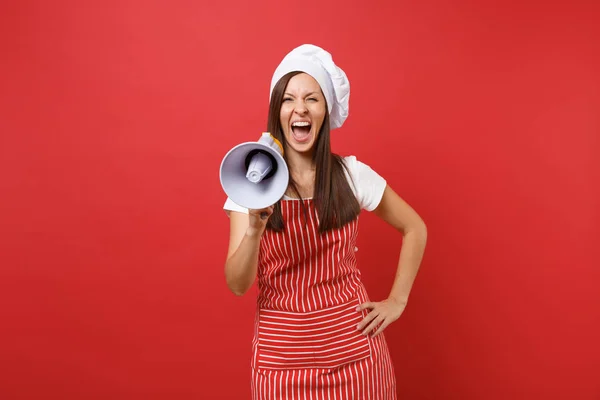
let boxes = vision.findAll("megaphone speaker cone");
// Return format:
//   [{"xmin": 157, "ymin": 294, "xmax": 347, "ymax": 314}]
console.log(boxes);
[{"xmin": 220, "ymin": 140, "xmax": 289, "ymax": 210}]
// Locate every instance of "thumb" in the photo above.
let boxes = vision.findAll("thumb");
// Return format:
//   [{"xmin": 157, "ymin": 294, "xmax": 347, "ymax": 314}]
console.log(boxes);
[{"xmin": 356, "ymin": 302, "xmax": 374, "ymax": 312}]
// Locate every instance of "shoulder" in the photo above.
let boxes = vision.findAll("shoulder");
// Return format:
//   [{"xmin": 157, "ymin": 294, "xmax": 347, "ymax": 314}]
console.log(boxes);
[
  {"xmin": 340, "ymin": 155, "xmax": 387, "ymax": 212},
  {"xmin": 340, "ymin": 155, "xmax": 385, "ymax": 187}
]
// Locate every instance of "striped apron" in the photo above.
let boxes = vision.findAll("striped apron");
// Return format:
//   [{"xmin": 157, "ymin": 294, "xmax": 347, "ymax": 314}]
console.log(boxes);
[{"xmin": 251, "ymin": 199, "xmax": 397, "ymax": 399}]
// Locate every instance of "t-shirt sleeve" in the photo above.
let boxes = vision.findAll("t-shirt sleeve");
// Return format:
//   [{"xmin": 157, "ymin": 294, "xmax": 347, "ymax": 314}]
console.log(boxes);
[
  {"xmin": 344, "ymin": 156, "xmax": 387, "ymax": 211},
  {"xmin": 223, "ymin": 197, "xmax": 249, "ymax": 216}
]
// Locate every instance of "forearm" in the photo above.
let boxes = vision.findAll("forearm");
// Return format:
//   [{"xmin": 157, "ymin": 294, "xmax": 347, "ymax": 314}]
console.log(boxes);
[
  {"xmin": 388, "ymin": 225, "xmax": 427, "ymax": 304},
  {"xmin": 225, "ymin": 230, "xmax": 262, "ymax": 296}
]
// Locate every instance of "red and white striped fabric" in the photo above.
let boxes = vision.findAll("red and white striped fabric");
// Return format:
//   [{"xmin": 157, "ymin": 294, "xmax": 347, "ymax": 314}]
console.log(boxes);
[
  {"xmin": 251, "ymin": 199, "xmax": 396, "ymax": 399},
  {"xmin": 256, "ymin": 298, "xmax": 371, "ymax": 370}
]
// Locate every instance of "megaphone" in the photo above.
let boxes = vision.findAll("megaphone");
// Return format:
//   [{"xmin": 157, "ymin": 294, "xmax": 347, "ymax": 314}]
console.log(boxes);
[{"xmin": 220, "ymin": 132, "xmax": 289, "ymax": 210}]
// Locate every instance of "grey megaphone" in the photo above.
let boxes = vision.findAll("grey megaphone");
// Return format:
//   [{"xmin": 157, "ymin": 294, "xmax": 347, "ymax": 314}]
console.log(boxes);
[{"xmin": 220, "ymin": 132, "xmax": 289, "ymax": 210}]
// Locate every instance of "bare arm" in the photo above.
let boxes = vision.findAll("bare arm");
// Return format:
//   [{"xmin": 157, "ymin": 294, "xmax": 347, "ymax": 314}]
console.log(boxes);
[
  {"xmin": 373, "ymin": 184, "xmax": 428, "ymax": 304},
  {"xmin": 224, "ymin": 207, "xmax": 273, "ymax": 296},
  {"xmin": 357, "ymin": 184, "xmax": 427, "ymax": 337}
]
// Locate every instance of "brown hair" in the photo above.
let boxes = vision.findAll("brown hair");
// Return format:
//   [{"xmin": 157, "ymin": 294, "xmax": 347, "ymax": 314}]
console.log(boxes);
[{"xmin": 266, "ymin": 71, "xmax": 361, "ymax": 233}]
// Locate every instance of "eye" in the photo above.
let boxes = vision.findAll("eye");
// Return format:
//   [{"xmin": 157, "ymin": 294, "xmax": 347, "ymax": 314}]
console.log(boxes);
[
  {"xmin": 307, "ymin": 97, "xmax": 318, "ymax": 102},
  {"xmin": 282, "ymin": 97, "xmax": 293, "ymax": 102}
]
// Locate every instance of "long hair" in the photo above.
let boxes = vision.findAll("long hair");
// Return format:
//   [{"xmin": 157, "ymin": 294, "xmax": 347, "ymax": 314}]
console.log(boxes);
[{"xmin": 266, "ymin": 71, "xmax": 361, "ymax": 234}]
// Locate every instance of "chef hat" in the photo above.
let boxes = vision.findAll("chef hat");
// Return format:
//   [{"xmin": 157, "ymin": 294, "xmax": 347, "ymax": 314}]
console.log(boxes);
[{"xmin": 270, "ymin": 44, "xmax": 350, "ymax": 130}]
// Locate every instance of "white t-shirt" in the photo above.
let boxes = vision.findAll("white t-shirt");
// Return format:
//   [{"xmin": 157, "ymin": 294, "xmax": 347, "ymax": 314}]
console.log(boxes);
[{"xmin": 223, "ymin": 155, "xmax": 387, "ymax": 214}]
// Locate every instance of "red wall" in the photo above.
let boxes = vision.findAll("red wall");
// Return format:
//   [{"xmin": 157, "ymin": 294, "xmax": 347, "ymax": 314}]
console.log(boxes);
[{"xmin": 1, "ymin": 1, "xmax": 598, "ymax": 399}]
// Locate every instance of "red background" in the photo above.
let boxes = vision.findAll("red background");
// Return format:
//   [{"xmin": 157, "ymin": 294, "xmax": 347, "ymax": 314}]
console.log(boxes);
[{"xmin": 1, "ymin": 1, "xmax": 599, "ymax": 399}]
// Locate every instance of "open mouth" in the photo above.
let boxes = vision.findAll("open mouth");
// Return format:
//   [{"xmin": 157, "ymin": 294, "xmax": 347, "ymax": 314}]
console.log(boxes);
[{"xmin": 291, "ymin": 121, "xmax": 312, "ymax": 143}]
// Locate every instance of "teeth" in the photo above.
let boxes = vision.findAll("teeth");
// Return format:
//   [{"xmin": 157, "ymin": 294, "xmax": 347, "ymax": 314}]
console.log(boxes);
[{"xmin": 292, "ymin": 121, "xmax": 310, "ymax": 127}]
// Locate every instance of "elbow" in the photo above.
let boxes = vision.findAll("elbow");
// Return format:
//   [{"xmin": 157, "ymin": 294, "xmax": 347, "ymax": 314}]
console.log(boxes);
[
  {"xmin": 225, "ymin": 272, "xmax": 250, "ymax": 297},
  {"xmin": 419, "ymin": 221, "xmax": 428, "ymax": 239},
  {"xmin": 229, "ymin": 286, "xmax": 249, "ymax": 296},
  {"xmin": 419, "ymin": 223, "xmax": 428, "ymax": 246},
  {"xmin": 224, "ymin": 256, "xmax": 256, "ymax": 297},
  {"xmin": 405, "ymin": 220, "xmax": 428, "ymax": 242}
]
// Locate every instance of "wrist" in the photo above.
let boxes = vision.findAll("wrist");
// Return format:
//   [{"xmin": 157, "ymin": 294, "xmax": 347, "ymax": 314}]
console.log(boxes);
[{"xmin": 388, "ymin": 295, "xmax": 408, "ymax": 305}]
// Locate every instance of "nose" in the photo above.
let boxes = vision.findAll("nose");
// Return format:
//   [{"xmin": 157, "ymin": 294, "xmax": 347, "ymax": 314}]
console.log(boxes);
[{"xmin": 294, "ymin": 100, "xmax": 307, "ymax": 114}]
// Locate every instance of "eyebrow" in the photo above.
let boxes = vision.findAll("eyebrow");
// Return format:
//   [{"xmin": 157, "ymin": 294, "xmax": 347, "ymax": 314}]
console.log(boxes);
[{"xmin": 284, "ymin": 92, "xmax": 321, "ymax": 97}]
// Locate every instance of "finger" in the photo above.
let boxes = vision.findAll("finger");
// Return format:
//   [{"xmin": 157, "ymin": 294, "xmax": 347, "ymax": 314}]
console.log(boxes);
[
  {"xmin": 372, "ymin": 319, "xmax": 391, "ymax": 338},
  {"xmin": 356, "ymin": 302, "xmax": 375, "ymax": 312},
  {"xmin": 262, "ymin": 206, "xmax": 275, "ymax": 219},
  {"xmin": 362, "ymin": 315, "xmax": 384, "ymax": 336},
  {"xmin": 251, "ymin": 205, "xmax": 274, "ymax": 213},
  {"xmin": 356, "ymin": 311, "xmax": 378, "ymax": 331},
  {"xmin": 252, "ymin": 206, "xmax": 273, "ymax": 219}
]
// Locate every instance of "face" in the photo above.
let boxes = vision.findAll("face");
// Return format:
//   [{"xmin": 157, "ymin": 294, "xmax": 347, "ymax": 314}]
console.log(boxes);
[{"xmin": 279, "ymin": 73, "xmax": 327, "ymax": 155}]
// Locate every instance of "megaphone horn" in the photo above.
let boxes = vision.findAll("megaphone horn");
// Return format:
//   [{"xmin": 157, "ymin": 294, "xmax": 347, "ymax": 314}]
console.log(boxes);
[{"xmin": 220, "ymin": 133, "xmax": 289, "ymax": 210}]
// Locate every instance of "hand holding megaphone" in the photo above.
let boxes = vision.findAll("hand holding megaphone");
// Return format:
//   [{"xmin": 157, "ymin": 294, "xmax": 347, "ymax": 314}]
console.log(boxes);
[
  {"xmin": 220, "ymin": 132, "xmax": 289, "ymax": 211},
  {"xmin": 244, "ymin": 205, "xmax": 274, "ymax": 237}
]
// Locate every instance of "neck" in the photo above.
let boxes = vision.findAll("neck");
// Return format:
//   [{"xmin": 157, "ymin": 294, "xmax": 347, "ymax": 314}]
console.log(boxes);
[
  {"xmin": 284, "ymin": 150, "xmax": 316, "ymax": 198},
  {"xmin": 285, "ymin": 150, "xmax": 315, "ymax": 176}
]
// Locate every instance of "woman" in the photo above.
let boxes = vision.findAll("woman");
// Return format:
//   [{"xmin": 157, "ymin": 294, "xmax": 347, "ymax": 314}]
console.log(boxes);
[{"xmin": 223, "ymin": 44, "xmax": 427, "ymax": 399}]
